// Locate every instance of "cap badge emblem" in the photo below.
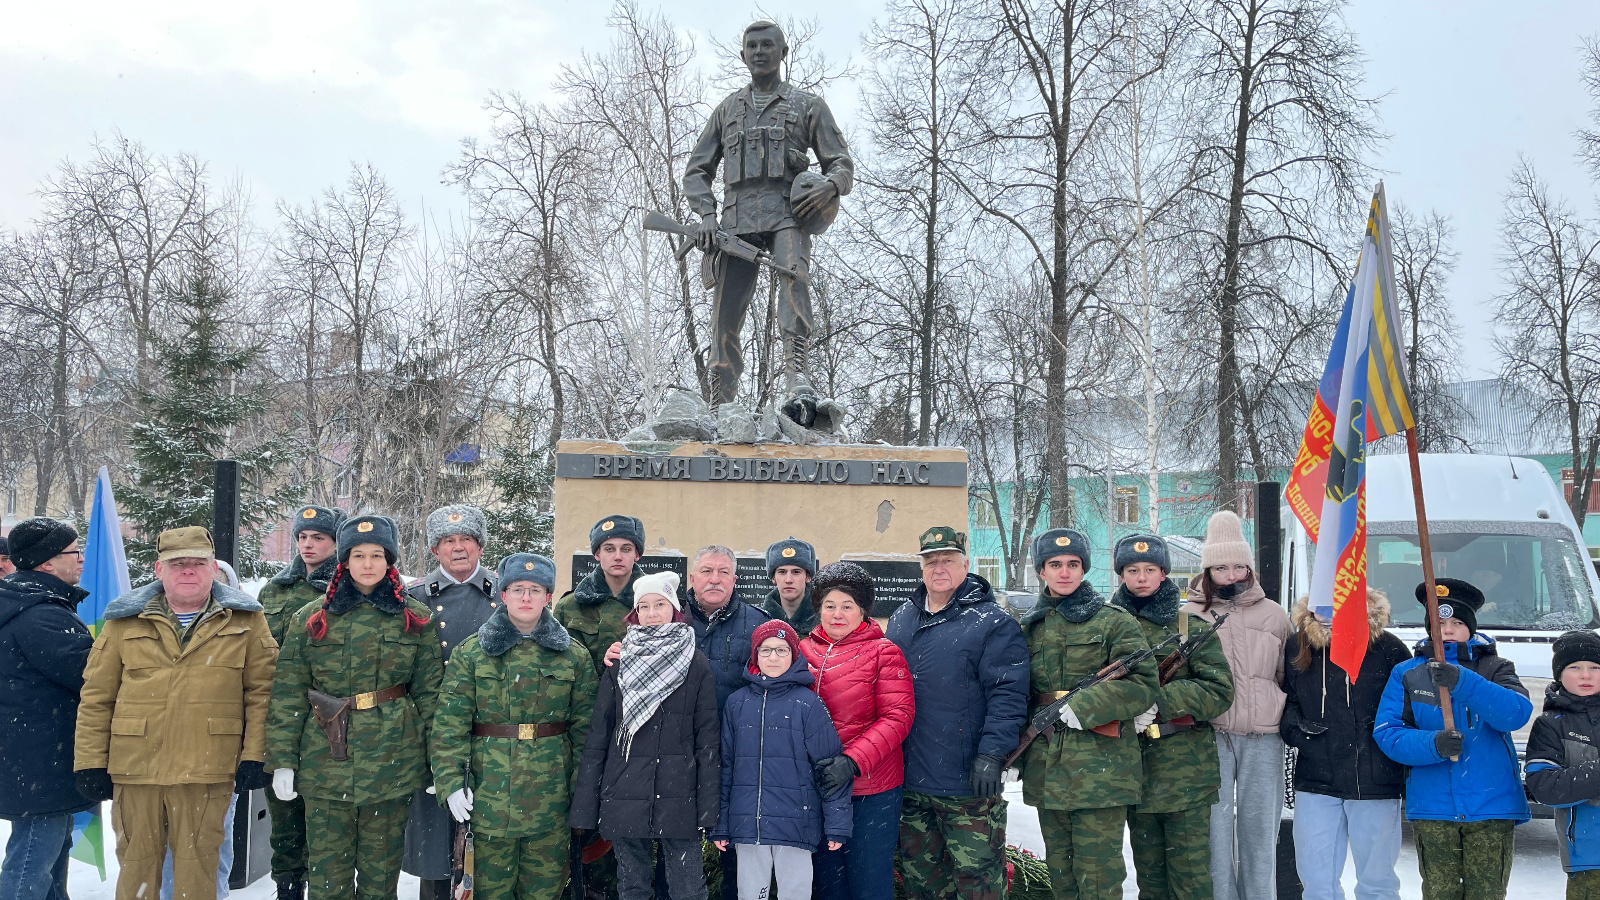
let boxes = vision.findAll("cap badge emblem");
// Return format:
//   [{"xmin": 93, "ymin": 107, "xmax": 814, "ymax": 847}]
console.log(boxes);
[
  {"xmin": 1435, "ymin": 583, "xmax": 1450, "ymax": 597},
  {"xmin": 1134, "ymin": 541, "xmax": 1149, "ymax": 552},
  {"xmin": 1055, "ymin": 536, "xmax": 1071, "ymax": 546},
  {"xmin": 601, "ymin": 521, "xmax": 615, "ymax": 531},
  {"xmin": 448, "ymin": 512, "xmax": 463, "ymax": 523},
  {"xmin": 301, "ymin": 509, "xmax": 317, "ymax": 519},
  {"xmin": 1438, "ymin": 603, "xmax": 1454, "ymax": 620},
  {"xmin": 781, "ymin": 547, "xmax": 796, "ymax": 558},
  {"xmin": 524, "ymin": 562, "xmax": 535, "ymax": 570},
  {"xmin": 357, "ymin": 521, "xmax": 374, "ymax": 533}
]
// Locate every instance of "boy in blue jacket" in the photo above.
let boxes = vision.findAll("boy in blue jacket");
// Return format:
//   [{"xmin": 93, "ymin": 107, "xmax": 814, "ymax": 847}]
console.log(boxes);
[
  {"xmin": 1526, "ymin": 630, "xmax": 1600, "ymax": 900},
  {"xmin": 712, "ymin": 620, "xmax": 852, "ymax": 899},
  {"xmin": 1373, "ymin": 578, "xmax": 1533, "ymax": 900}
]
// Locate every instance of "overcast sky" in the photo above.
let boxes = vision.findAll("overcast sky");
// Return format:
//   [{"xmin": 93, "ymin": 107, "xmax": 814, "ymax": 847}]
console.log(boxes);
[{"xmin": 1, "ymin": 1, "xmax": 1594, "ymax": 377}]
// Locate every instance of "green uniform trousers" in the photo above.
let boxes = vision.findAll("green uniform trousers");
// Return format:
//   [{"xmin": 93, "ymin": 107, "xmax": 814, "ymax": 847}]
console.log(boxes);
[
  {"xmin": 1128, "ymin": 807, "xmax": 1211, "ymax": 900},
  {"xmin": 899, "ymin": 792, "xmax": 1006, "ymax": 900},
  {"xmin": 267, "ymin": 791, "xmax": 308, "ymax": 882},
  {"xmin": 1411, "ymin": 819, "xmax": 1516, "ymax": 900},
  {"xmin": 304, "ymin": 795, "xmax": 411, "ymax": 900},
  {"xmin": 475, "ymin": 831, "xmax": 570, "ymax": 900},
  {"xmin": 1569, "ymin": 869, "xmax": 1600, "ymax": 900},
  {"xmin": 1037, "ymin": 806, "xmax": 1126, "ymax": 900}
]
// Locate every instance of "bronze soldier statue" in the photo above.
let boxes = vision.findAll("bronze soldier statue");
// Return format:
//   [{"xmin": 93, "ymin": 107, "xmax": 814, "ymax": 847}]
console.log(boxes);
[{"xmin": 683, "ymin": 20, "xmax": 853, "ymax": 420}]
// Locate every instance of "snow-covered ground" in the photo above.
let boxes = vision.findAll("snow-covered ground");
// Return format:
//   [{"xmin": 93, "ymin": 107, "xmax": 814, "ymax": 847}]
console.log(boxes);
[{"xmin": 6, "ymin": 792, "xmax": 1565, "ymax": 899}]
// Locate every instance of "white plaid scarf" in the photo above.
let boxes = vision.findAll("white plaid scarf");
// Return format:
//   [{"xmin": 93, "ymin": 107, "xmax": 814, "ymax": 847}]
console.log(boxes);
[{"xmin": 617, "ymin": 621, "xmax": 696, "ymax": 759}]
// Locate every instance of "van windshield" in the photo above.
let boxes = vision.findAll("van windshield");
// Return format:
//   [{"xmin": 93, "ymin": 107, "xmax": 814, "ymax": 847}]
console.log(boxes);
[{"xmin": 1368, "ymin": 523, "xmax": 1598, "ymax": 631}]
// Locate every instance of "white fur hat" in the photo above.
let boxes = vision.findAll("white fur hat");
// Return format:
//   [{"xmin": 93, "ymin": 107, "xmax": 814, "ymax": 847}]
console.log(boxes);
[{"xmin": 633, "ymin": 571, "xmax": 682, "ymax": 610}]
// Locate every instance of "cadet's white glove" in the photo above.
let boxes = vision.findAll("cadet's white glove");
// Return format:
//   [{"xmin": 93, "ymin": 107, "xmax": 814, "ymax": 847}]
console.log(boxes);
[
  {"xmin": 1134, "ymin": 705, "xmax": 1159, "ymax": 730},
  {"xmin": 425, "ymin": 785, "xmax": 436, "ymax": 795},
  {"xmin": 447, "ymin": 788, "xmax": 474, "ymax": 823},
  {"xmin": 1058, "ymin": 703, "xmax": 1083, "ymax": 730},
  {"xmin": 272, "ymin": 768, "xmax": 297, "ymax": 801},
  {"xmin": 1002, "ymin": 767, "xmax": 1021, "ymax": 783}
]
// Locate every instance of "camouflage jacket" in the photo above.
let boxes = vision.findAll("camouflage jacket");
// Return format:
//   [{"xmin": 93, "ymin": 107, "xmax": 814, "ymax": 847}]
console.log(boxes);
[
  {"xmin": 432, "ymin": 606, "xmax": 596, "ymax": 838},
  {"xmin": 265, "ymin": 578, "xmax": 442, "ymax": 805},
  {"xmin": 684, "ymin": 81, "xmax": 853, "ymax": 235},
  {"xmin": 1020, "ymin": 583, "xmax": 1157, "ymax": 811},
  {"xmin": 553, "ymin": 566, "xmax": 640, "ymax": 679},
  {"xmin": 1110, "ymin": 581, "xmax": 1233, "ymax": 813},
  {"xmin": 259, "ymin": 556, "xmax": 338, "ymax": 647}
]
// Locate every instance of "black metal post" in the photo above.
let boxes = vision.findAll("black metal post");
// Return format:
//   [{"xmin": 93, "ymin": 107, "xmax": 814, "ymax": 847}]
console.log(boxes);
[
  {"xmin": 212, "ymin": 459, "xmax": 240, "ymax": 567},
  {"xmin": 1256, "ymin": 481, "xmax": 1283, "ymax": 604}
]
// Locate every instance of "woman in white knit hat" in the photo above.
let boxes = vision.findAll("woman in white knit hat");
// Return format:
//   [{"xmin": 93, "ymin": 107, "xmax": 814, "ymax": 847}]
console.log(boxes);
[{"xmin": 1184, "ymin": 510, "xmax": 1292, "ymax": 900}]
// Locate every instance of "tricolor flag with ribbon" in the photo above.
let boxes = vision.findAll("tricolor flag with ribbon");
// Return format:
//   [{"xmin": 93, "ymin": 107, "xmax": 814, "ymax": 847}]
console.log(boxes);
[
  {"xmin": 71, "ymin": 466, "xmax": 131, "ymax": 879},
  {"xmin": 1285, "ymin": 184, "xmax": 1415, "ymax": 680}
]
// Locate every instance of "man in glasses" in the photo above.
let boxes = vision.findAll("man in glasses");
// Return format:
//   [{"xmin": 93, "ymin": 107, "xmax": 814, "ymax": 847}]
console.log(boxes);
[
  {"xmin": 0, "ymin": 518, "xmax": 93, "ymax": 900},
  {"xmin": 887, "ymin": 526, "xmax": 1029, "ymax": 900},
  {"xmin": 76, "ymin": 526, "xmax": 277, "ymax": 900}
]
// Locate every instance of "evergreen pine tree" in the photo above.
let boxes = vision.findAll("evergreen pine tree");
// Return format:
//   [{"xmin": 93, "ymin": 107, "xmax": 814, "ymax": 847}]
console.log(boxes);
[
  {"xmin": 484, "ymin": 411, "xmax": 554, "ymax": 563},
  {"xmin": 120, "ymin": 266, "xmax": 301, "ymax": 580}
]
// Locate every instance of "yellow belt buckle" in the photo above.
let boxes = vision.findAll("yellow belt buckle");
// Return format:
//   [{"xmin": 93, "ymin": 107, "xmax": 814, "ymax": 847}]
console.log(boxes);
[
  {"xmin": 353, "ymin": 691, "xmax": 378, "ymax": 711},
  {"xmin": 518, "ymin": 724, "xmax": 535, "ymax": 740},
  {"xmin": 1144, "ymin": 723, "xmax": 1162, "ymax": 740}
]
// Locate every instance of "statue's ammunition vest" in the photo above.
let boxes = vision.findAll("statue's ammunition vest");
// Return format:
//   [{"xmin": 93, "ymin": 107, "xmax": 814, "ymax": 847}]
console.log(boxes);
[{"xmin": 721, "ymin": 92, "xmax": 807, "ymax": 187}]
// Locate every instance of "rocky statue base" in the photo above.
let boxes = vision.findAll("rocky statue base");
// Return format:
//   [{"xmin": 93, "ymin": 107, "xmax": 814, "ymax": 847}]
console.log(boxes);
[
  {"xmin": 551, "ymin": 439, "xmax": 969, "ymax": 596},
  {"xmin": 620, "ymin": 386, "xmax": 849, "ymax": 445}
]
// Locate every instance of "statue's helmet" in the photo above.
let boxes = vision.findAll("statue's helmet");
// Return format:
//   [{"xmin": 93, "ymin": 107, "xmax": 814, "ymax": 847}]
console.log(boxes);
[{"xmin": 791, "ymin": 172, "xmax": 839, "ymax": 235}]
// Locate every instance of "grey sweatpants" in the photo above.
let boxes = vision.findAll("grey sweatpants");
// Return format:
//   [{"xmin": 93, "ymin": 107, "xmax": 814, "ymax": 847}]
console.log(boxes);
[
  {"xmin": 1210, "ymin": 731, "xmax": 1285, "ymax": 900},
  {"xmin": 734, "ymin": 843, "xmax": 812, "ymax": 900}
]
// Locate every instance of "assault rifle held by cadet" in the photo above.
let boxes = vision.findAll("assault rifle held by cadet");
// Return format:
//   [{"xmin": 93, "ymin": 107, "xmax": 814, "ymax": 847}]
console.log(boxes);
[
  {"xmin": 643, "ymin": 211, "xmax": 808, "ymax": 289},
  {"xmin": 1144, "ymin": 612, "xmax": 1230, "ymax": 739},
  {"xmin": 1004, "ymin": 633, "xmax": 1181, "ymax": 768}
]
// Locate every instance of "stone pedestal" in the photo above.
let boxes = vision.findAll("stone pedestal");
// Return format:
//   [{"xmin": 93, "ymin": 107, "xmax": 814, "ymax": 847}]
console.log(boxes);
[{"xmin": 552, "ymin": 440, "xmax": 970, "ymax": 598}]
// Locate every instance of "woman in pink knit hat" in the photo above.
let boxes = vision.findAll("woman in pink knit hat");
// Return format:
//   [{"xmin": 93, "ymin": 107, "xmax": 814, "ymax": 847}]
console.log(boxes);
[{"xmin": 1185, "ymin": 510, "xmax": 1292, "ymax": 900}]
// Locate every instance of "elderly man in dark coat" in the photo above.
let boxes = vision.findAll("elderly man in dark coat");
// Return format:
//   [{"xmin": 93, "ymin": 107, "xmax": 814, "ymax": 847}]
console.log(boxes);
[
  {"xmin": 401, "ymin": 505, "xmax": 498, "ymax": 900},
  {"xmin": 0, "ymin": 518, "xmax": 93, "ymax": 900}
]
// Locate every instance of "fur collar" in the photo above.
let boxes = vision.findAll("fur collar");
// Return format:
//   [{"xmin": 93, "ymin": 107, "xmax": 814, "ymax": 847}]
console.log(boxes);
[
  {"xmin": 477, "ymin": 605, "xmax": 571, "ymax": 656},
  {"xmin": 105, "ymin": 580, "xmax": 263, "ymax": 620},
  {"xmin": 1290, "ymin": 591, "xmax": 1390, "ymax": 650},
  {"xmin": 327, "ymin": 572, "xmax": 405, "ymax": 617},
  {"xmin": 1110, "ymin": 579, "xmax": 1182, "ymax": 626},
  {"xmin": 573, "ymin": 565, "xmax": 639, "ymax": 607},
  {"xmin": 269, "ymin": 555, "xmax": 339, "ymax": 590},
  {"xmin": 1023, "ymin": 582, "xmax": 1105, "ymax": 626}
]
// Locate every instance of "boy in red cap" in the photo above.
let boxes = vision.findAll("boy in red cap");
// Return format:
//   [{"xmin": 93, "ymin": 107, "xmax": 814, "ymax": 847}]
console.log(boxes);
[{"xmin": 712, "ymin": 620, "xmax": 852, "ymax": 899}]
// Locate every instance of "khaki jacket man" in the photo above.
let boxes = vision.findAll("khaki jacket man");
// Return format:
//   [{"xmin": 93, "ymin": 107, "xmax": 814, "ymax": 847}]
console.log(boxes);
[{"xmin": 76, "ymin": 527, "xmax": 277, "ymax": 900}]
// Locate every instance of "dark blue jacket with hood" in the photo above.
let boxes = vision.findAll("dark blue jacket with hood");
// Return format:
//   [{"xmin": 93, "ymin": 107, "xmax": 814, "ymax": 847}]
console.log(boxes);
[
  {"xmin": 713, "ymin": 653, "xmax": 852, "ymax": 849},
  {"xmin": 1526, "ymin": 683, "xmax": 1600, "ymax": 873},
  {"xmin": 0, "ymin": 571, "xmax": 94, "ymax": 819}
]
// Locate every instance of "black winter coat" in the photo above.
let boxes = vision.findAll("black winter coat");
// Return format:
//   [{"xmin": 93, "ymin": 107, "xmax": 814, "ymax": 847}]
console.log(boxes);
[
  {"xmin": 0, "ymin": 571, "xmax": 94, "ymax": 819},
  {"xmin": 570, "ymin": 650, "xmax": 721, "ymax": 839},
  {"xmin": 689, "ymin": 596, "xmax": 770, "ymax": 711},
  {"xmin": 1279, "ymin": 597, "xmax": 1410, "ymax": 801}
]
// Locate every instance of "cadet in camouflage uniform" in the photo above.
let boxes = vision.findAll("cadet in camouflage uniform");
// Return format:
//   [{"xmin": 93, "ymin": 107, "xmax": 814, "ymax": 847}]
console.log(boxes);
[
  {"xmin": 1019, "ymin": 529, "xmax": 1157, "ymax": 900},
  {"xmin": 1107, "ymin": 535, "xmax": 1233, "ymax": 900},
  {"xmin": 551, "ymin": 514, "xmax": 644, "ymax": 895},
  {"xmin": 683, "ymin": 20, "xmax": 853, "ymax": 405},
  {"xmin": 266, "ymin": 515, "xmax": 443, "ymax": 900},
  {"xmin": 432, "ymin": 553, "xmax": 596, "ymax": 900},
  {"xmin": 554, "ymin": 515, "xmax": 645, "ymax": 678},
  {"xmin": 403, "ymin": 505, "xmax": 500, "ymax": 900},
  {"xmin": 760, "ymin": 537, "xmax": 819, "ymax": 636},
  {"xmin": 258, "ymin": 505, "xmax": 345, "ymax": 900}
]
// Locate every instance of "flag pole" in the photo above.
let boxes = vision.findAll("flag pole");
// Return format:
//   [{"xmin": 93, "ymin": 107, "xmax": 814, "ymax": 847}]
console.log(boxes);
[{"xmin": 1405, "ymin": 425, "xmax": 1457, "ymax": 756}]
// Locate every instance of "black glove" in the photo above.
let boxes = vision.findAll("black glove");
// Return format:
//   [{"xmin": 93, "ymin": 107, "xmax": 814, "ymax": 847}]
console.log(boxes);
[
  {"xmin": 970, "ymin": 754, "xmax": 1003, "ymax": 799},
  {"xmin": 816, "ymin": 755, "xmax": 859, "ymax": 798},
  {"xmin": 234, "ymin": 760, "xmax": 271, "ymax": 792},
  {"xmin": 76, "ymin": 768, "xmax": 114, "ymax": 803},
  {"xmin": 1296, "ymin": 720, "xmax": 1328, "ymax": 738},
  {"xmin": 1428, "ymin": 661, "xmax": 1460, "ymax": 692},
  {"xmin": 1434, "ymin": 729, "xmax": 1464, "ymax": 759}
]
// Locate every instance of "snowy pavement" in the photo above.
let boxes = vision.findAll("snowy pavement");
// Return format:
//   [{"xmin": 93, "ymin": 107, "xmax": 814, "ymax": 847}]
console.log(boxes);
[{"xmin": 6, "ymin": 793, "xmax": 1566, "ymax": 899}]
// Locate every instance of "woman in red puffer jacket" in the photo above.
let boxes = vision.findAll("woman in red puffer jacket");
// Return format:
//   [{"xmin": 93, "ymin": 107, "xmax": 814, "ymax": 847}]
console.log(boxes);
[{"xmin": 799, "ymin": 561, "xmax": 916, "ymax": 900}]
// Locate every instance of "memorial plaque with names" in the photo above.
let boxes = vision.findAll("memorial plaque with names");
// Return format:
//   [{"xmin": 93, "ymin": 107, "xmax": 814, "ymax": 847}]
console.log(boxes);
[
  {"xmin": 848, "ymin": 559, "xmax": 925, "ymax": 619},
  {"xmin": 570, "ymin": 554, "xmax": 688, "ymax": 603}
]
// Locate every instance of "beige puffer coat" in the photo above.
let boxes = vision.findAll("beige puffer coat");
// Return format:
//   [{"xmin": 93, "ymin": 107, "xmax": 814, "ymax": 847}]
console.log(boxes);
[{"xmin": 1187, "ymin": 581, "xmax": 1291, "ymax": 734}]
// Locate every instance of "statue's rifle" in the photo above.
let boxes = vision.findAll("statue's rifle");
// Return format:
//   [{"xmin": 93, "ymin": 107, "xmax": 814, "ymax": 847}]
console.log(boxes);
[
  {"xmin": 1003, "ymin": 633, "xmax": 1180, "ymax": 768},
  {"xmin": 643, "ymin": 211, "xmax": 808, "ymax": 289}
]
